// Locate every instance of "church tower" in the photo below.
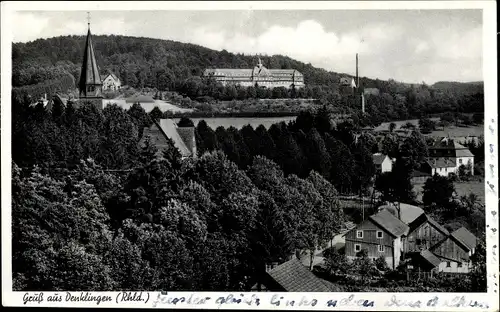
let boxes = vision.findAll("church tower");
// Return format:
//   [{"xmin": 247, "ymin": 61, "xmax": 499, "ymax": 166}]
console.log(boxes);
[{"xmin": 78, "ymin": 13, "xmax": 103, "ymax": 109}]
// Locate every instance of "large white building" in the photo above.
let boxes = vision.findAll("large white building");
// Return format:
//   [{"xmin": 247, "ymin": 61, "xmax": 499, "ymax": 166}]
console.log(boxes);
[
  {"xmin": 426, "ymin": 137, "xmax": 475, "ymax": 176},
  {"xmin": 203, "ymin": 58, "xmax": 304, "ymax": 89}
]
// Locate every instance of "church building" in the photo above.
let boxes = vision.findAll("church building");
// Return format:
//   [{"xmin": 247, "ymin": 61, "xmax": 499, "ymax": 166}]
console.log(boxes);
[{"xmin": 78, "ymin": 19, "xmax": 104, "ymax": 110}]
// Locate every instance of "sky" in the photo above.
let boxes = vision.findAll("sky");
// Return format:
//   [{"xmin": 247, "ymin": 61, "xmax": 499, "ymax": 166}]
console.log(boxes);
[{"xmin": 12, "ymin": 9, "xmax": 483, "ymax": 84}]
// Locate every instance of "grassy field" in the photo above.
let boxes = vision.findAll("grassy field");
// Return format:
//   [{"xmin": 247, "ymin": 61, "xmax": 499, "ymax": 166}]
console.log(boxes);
[
  {"xmin": 429, "ymin": 125, "xmax": 484, "ymax": 138},
  {"xmin": 375, "ymin": 119, "xmax": 483, "ymax": 138},
  {"xmin": 103, "ymin": 99, "xmax": 193, "ymax": 113},
  {"xmin": 413, "ymin": 180, "xmax": 486, "ymax": 204}
]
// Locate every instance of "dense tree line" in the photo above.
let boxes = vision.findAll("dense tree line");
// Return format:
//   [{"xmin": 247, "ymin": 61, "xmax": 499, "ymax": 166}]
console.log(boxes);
[
  {"xmin": 195, "ymin": 108, "xmax": 376, "ymax": 195},
  {"xmin": 13, "ymin": 35, "xmax": 483, "ymax": 125},
  {"xmin": 12, "ymin": 96, "xmax": 345, "ymax": 291},
  {"xmin": 12, "ymin": 72, "xmax": 76, "ymax": 103}
]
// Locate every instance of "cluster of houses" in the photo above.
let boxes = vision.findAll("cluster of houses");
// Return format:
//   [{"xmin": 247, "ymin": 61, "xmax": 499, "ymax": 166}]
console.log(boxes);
[
  {"xmin": 344, "ymin": 204, "xmax": 477, "ymax": 273},
  {"xmin": 251, "ymin": 202, "xmax": 478, "ymax": 292},
  {"xmin": 372, "ymin": 136, "xmax": 475, "ymax": 180},
  {"xmin": 252, "ymin": 140, "xmax": 478, "ymax": 292}
]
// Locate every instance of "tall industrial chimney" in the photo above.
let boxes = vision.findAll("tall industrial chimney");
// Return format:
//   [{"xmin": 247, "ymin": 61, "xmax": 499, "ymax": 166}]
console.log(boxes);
[{"xmin": 356, "ymin": 53, "xmax": 359, "ymax": 89}]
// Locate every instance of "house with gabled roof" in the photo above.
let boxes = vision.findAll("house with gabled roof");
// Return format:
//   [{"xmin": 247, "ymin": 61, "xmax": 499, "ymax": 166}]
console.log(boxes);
[
  {"xmin": 404, "ymin": 213, "xmax": 449, "ymax": 255},
  {"xmin": 430, "ymin": 226, "xmax": 477, "ymax": 273},
  {"xmin": 140, "ymin": 119, "xmax": 197, "ymax": 159},
  {"xmin": 344, "ymin": 209, "xmax": 409, "ymax": 269},
  {"xmin": 251, "ymin": 259, "xmax": 337, "ymax": 292},
  {"xmin": 372, "ymin": 153, "xmax": 393, "ymax": 174},
  {"xmin": 427, "ymin": 137, "xmax": 475, "ymax": 176},
  {"xmin": 101, "ymin": 73, "xmax": 122, "ymax": 91}
]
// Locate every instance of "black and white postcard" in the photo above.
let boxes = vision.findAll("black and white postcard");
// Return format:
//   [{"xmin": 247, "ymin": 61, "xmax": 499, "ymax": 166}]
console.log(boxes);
[{"xmin": 1, "ymin": 1, "xmax": 498, "ymax": 310}]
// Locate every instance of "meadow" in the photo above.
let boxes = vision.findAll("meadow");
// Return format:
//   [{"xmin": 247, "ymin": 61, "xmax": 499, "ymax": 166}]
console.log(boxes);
[
  {"xmin": 413, "ymin": 180, "xmax": 486, "ymax": 204},
  {"xmin": 103, "ymin": 99, "xmax": 193, "ymax": 113}
]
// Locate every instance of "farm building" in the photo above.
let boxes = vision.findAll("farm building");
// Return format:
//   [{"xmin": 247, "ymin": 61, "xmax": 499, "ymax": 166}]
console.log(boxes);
[
  {"xmin": 344, "ymin": 209, "xmax": 409, "ymax": 269},
  {"xmin": 348, "ymin": 205, "xmax": 478, "ymax": 274},
  {"xmin": 404, "ymin": 214, "xmax": 450, "ymax": 254},
  {"xmin": 430, "ymin": 227, "xmax": 477, "ymax": 273}
]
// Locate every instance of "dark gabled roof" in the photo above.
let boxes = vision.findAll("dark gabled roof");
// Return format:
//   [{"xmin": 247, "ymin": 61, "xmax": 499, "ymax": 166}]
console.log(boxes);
[
  {"xmin": 101, "ymin": 73, "xmax": 120, "ymax": 81},
  {"xmin": 419, "ymin": 250, "xmax": 441, "ymax": 267},
  {"xmin": 455, "ymin": 149, "xmax": 475, "ymax": 157},
  {"xmin": 451, "ymin": 227, "xmax": 477, "ymax": 251},
  {"xmin": 408, "ymin": 213, "xmax": 449, "ymax": 236},
  {"xmin": 369, "ymin": 209, "xmax": 409, "ymax": 237},
  {"xmin": 372, "ymin": 153, "xmax": 388, "ymax": 165},
  {"xmin": 430, "ymin": 137, "xmax": 467, "ymax": 150},
  {"xmin": 267, "ymin": 259, "xmax": 332, "ymax": 292},
  {"xmin": 427, "ymin": 158, "xmax": 456, "ymax": 168},
  {"xmin": 79, "ymin": 27, "xmax": 102, "ymax": 91}
]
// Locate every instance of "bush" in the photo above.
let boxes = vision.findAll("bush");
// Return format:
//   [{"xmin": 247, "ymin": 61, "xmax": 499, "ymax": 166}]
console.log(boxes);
[
  {"xmin": 474, "ymin": 163, "xmax": 484, "ymax": 176},
  {"xmin": 375, "ymin": 255, "xmax": 389, "ymax": 271},
  {"xmin": 472, "ymin": 113, "xmax": 484, "ymax": 124},
  {"xmin": 448, "ymin": 172, "xmax": 458, "ymax": 182}
]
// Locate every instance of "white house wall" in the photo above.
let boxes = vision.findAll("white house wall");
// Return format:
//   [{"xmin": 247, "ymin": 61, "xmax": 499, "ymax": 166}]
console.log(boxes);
[
  {"xmin": 381, "ymin": 158, "xmax": 393, "ymax": 173},
  {"xmin": 437, "ymin": 260, "xmax": 471, "ymax": 273}
]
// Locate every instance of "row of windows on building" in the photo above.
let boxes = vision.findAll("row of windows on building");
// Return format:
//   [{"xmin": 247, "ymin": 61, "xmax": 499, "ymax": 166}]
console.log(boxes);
[
  {"xmin": 356, "ymin": 230, "xmax": 384, "ymax": 239},
  {"xmin": 354, "ymin": 244, "xmax": 385, "ymax": 252}
]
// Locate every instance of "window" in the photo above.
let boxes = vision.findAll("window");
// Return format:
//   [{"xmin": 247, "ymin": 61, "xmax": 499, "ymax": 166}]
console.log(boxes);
[
  {"xmin": 377, "ymin": 231, "xmax": 383, "ymax": 239},
  {"xmin": 378, "ymin": 245, "xmax": 385, "ymax": 252},
  {"xmin": 446, "ymin": 261, "xmax": 451, "ymax": 268},
  {"xmin": 354, "ymin": 244, "xmax": 361, "ymax": 252},
  {"xmin": 356, "ymin": 230, "xmax": 363, "ymax": 239},
  {"xmin": 458, "ymin": 262, "xmax": 463, "ymax": 268},
  {"xmin": 459, "ymin": 159, "xmax": 463, "ymax": 164}
]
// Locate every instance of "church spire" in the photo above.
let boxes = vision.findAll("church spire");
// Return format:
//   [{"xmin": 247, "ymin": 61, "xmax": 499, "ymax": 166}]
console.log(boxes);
[{"xmin": 79, "ymin": 12, "xmax": 102, "ymax": 100}]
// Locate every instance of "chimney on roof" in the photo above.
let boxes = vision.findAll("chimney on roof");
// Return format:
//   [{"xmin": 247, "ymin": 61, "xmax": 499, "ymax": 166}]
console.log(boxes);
[{"xmin": 265, "ymin": 262, "xmax": 280, "ymax": 272}]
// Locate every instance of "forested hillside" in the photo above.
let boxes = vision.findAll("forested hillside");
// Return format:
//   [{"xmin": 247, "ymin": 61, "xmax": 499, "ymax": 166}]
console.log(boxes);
[{"xmin": 13, "ymin": 34, "xmax": 484, "ymax": 124}]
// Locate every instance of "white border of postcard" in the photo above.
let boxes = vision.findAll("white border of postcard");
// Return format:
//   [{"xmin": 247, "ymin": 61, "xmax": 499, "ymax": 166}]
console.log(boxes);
[{"xmin": 1, "ymin": 1, "xmax": 498, "ymax": 310}]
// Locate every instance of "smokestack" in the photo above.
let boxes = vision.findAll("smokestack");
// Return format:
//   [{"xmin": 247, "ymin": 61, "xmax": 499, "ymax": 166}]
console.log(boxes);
[
  {"xmin": 361, "ymin": 93, "xmax": 365, "ymax": 114},
  {"xmin": 356, "ymin": 53, "xmax": 359, "ymax": 89}
]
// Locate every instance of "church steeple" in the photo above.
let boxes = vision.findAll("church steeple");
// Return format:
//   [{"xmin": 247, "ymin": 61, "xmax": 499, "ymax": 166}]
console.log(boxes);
[{"xmin": 79, "ymin": 13, "xmax": 103, "ymax": 106}]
